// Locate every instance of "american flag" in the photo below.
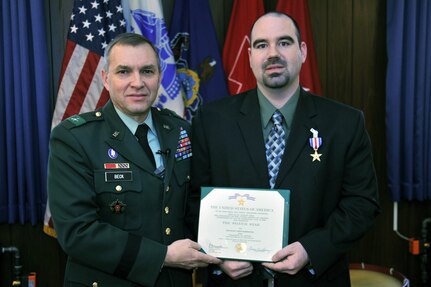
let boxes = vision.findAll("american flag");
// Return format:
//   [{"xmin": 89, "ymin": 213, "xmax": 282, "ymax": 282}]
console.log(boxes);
[
  {"xmin": 44, "ymin": 0, "xmax": 127, "ymax": 237},
  {"xmin": 50, "ymin": 0, "xmax": 126, "ymax": 129}
]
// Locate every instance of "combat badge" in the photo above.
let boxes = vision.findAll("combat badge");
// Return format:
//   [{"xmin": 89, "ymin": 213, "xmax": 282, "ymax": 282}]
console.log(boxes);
[{"xmin": 109, "ymin": 199, "xmax": 126, "ymax": 214}]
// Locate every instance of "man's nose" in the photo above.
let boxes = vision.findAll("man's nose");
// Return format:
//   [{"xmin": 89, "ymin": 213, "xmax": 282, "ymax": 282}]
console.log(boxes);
[
  {"xmin": 267, "ymin": 44, "xmax": 280, "ymax": 57},
  {"xmin": 131, "ymin": 71, "xmax": 145, "ymax": 88}
]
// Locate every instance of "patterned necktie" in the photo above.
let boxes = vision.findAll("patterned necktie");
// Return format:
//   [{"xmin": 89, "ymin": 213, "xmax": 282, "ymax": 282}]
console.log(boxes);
[
  {"xmin": 135, "ymin": 124, "xmax": 156, "ymax": 168},
  {"xmin": 265, "ymin": 111, "xmax": 286, "ymax": 189}
]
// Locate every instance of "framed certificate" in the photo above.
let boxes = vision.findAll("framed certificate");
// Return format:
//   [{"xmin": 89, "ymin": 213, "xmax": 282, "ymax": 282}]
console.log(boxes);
[{"xmin": 198, "ymin": 187, "xmax": 290, "ymax": 262}]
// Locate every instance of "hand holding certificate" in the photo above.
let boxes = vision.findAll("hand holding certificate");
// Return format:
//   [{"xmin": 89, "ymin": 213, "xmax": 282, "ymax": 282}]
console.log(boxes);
[{"xmin": 198, "ymin": 187, "xmax": 290, "ymax": 262}]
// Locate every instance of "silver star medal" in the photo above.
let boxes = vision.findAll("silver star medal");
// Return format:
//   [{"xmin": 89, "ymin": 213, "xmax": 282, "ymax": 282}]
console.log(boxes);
[{"xmin": 309, "ymin": 128, "xmax": 322, "ymax": 162}]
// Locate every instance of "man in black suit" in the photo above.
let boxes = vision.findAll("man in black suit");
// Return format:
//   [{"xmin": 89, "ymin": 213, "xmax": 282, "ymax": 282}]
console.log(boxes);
[
  {"xmin": 48, "ymin": 33, "xmax": 220, "ymax": 287},
  {"xmin": 191, "ymin": 12, "xmax": 380, "ymax": 287}
]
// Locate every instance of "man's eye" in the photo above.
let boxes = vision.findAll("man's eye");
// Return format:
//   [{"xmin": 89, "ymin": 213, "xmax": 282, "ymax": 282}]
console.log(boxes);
[
  {"xmin": 279, "ymin": 41, "xmax": 292, "ymax": 47},
  {"xmin": 141, "ymin": 69, "xmax": 155, "ymax": 75},
  {"xmin": 255, "ymin": 43, "xmax": 267, "ymax": 49},
  {"xmin": 117, "ymin": 70, "xmax": 129, "ymax": 75}
]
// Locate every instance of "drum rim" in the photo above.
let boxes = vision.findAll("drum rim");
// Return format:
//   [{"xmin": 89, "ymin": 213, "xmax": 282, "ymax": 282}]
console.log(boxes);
[{"xmin": 349, "ymin": 263, "xmax": 410, "ymax": 286}]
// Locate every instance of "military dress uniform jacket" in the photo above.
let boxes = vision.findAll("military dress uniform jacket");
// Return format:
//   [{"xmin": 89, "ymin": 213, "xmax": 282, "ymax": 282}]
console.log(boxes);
[
  {"xmin": 48, "ymin": 101, "xmax": 196, "ymax": 287},
  {"xmin": 191, "ymin": 88, "xmax": 381, "ymax": 287}
]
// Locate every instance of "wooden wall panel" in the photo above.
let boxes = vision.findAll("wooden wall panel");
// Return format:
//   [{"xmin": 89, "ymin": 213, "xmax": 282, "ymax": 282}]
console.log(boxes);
[
  {"xmin": 1, "ymin": 0, "xmax": 430, "ymax": 286},
  {"xmin": 0, "ymin": 224, "xmax": 66, "ymax": 287},
  {"xmin": 0, "ymin": 225, "xmax": 13, "ymax": 284},
  {"xmin": 46, "ymin": 0, "xmax": 73, "ymax": 103},
  {"xmin": 208, "ymin": 0, "xmax": 234, "ymax": 49},
  {"xmin": 326, "ymin": 0, "xmax": 353, "ymax": 104},
  {"xmin": 349, "ymin": 0, "xmax": 390, "ymax": 271},
  {"xmin": 308, "ymin": 0, "xmax": 328, "ymax": 97}
]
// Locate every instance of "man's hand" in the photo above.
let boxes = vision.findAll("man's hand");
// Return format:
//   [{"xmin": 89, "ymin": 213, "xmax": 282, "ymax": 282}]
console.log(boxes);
[
  {"xmin": 262, "ymin": 241, "xmax": 309, "ymax": 275},
  {"xmin": 164, "ymin": 239, "xmax": 222, "ymax": 270},
  {"xmin": 219, "ymin": 260, "xmax": 253, "ymax": 280}
]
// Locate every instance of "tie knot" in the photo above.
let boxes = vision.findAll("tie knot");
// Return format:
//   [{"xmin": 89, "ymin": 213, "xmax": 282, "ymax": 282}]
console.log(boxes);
[
  {"xmin": 136, "ymin": 124, "xmax": 149, "ymax": 137},
  {"xmin": 135, "ymin": 124, "xmax": 156, "ymax": 168},
  {"xmin": 271, "ymin": 111, "xmax": 283, "ymax": 126}
]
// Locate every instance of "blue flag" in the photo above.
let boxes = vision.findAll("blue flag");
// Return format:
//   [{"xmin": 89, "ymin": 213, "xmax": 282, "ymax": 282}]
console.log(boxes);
[
  {"xmin": 125, "ymin": 0, "xmax": 185, "ymax": 117},
  {"xmin": 168, "ymin": 0, "xmax": 229, "ymax": 120},
  {"xmin": 386, "ymin": 0, "xmax": 431, "ymax": 201}
]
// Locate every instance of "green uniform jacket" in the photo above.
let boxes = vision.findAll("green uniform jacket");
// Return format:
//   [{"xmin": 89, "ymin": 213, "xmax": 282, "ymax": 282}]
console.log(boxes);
[{"xmin": 48, "ymin": 101, "xmax": 197, "ymax": 287}]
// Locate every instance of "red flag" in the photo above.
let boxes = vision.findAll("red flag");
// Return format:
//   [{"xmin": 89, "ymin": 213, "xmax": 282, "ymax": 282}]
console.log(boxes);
[
  {"xmin": 223, "ymin": 0, "xmax": 264, "ymax": 95},
  {"xmin": 276, "ymin": 0, "xmax": 322, "ymax": 95}
]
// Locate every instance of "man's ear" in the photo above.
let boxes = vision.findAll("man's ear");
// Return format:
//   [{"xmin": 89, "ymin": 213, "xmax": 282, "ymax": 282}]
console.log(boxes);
[
  {"xmin": 300, "ymin": 42, "xmax": 308, "ymax": 64},
  {"xmin": 101, "ymin": 69, "xmax": 109, "ymax": 91}
]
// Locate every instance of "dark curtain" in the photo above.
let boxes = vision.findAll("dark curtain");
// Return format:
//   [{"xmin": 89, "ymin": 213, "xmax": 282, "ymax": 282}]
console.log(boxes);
[
  {"xmin": 386, "ymin": 0, "xmax": 431, "ymax": 201},
  {"xmin": 0, "ymin": 0, "xmax": 51, "ymax": 224}
]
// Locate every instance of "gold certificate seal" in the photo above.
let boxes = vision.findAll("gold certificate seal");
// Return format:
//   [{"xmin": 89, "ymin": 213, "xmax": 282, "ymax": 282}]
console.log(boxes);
[{"xmin": 235, "ymin": 243, "xmax": 247, "ymax": 253}]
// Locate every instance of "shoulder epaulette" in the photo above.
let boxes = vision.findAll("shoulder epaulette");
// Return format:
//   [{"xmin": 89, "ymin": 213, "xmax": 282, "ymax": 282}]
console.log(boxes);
[
  {"xmin": 63, "ymin": 110, "xmax": 104, "ymax": 129},
  {"xmin": 154, "ymin": 107, "xmax": 187, "ymax": 122}
]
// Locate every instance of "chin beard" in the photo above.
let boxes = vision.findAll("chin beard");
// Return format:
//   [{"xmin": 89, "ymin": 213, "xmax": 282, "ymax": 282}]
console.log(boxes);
[{"xmin": 263, "ymin": 73, "xmax": 290, "ymax": 89}]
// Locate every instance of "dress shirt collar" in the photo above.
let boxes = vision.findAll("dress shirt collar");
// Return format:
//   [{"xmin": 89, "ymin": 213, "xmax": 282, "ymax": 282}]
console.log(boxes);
[
  {"xmin": 114, "ymin": 106, "xmax": 156, "ymax": 136},
  {"xmin": 257, "ymin": 86, "xmax": 300, "ymax": 129}
]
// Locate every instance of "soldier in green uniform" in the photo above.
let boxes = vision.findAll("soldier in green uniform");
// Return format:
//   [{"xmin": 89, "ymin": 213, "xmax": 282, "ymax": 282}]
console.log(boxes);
[{"xmin": 48, "ymin": 33, "xmax": 220, "ymax": 287}]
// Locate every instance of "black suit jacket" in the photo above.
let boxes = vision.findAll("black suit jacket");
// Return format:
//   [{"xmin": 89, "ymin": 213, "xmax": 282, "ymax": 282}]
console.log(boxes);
[
  {"xmin": 191, "ymin": 88, "xmax": 380, "ymax": 287},
  {"xmin": 48, "ymin": 101, "xmax": 197, "ymax": 287}
]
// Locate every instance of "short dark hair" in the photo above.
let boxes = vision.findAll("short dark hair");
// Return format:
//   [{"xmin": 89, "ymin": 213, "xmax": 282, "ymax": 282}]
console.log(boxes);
[
  {"xmin": 250, "ymin": 12, "xmax": 302, "ymax": 46},
  {"xmin": 103, "ymin": 32, "xmax": 160, "ymax": 72}
]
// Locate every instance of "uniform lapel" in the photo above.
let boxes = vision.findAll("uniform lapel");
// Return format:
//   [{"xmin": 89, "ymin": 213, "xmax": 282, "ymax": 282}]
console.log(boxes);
[
  {"xmin": 276, "ymin": 90, "xmax": 318, "ymax": 186},
  {"xmin": 103, "ymin": 102, "xmax": 156, "ymax": 174},
  {"xmin": 152, "ymin": 109, "xmax": 179, "ymax": 185},
  {"xmin": 237, "ymin": 90, "xmax": 270, "ymax": 187}
]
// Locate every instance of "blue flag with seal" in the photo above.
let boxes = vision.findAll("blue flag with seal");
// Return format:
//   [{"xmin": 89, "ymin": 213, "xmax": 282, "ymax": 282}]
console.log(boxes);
[
  {"xmin": 123, "ymin": 0, "xmax": 184, "ymax": 117},
  {"xmin": 168, "ymin": 0, "xmax": 229, "ymax": 120}
]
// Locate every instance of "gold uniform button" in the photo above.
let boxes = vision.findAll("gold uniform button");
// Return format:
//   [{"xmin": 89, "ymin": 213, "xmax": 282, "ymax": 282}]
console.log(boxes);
[
  {"xmin": 165, "ymin": 227, "xmax": 171, "ymax": 235},
  {"xmin": 95, "ymin": 112, "xmax": 102, "ymax": 117},
  {"xmin": 164, "ymin": 207, "xmax": 169, "ymax": 214},
  {"xmin": 92, "ymin": 282, "xmax": 98, "ymax": 287},
  {"xmin": 165, "ymin": 186, "xmax": 170, "ymax": 192},
  {"xmin": 115, "ymin": 185, "xmax": 122, "ymax": 192},
  {"xmin": 186, "ymin": 175, "xmax": 190, "ymax": 181}
]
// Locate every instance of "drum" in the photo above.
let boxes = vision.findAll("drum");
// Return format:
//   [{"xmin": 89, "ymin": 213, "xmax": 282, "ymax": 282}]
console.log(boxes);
[{"xmin": 349, "ymin": 263, "xmax": 410, "ymax": 287}]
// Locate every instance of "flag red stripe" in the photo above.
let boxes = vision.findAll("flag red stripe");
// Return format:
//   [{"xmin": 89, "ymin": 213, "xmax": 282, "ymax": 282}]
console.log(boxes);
[
  {"xmin": 96, "ymin": 88, "xmax": 110, "ymax": 109},
  {"xmin": 58, "ymin": 40, "xmax": 77, "ymax": 88},
  {"xmin": 62, "ymin": 52, "xmax": 102, "ymax": 120}
]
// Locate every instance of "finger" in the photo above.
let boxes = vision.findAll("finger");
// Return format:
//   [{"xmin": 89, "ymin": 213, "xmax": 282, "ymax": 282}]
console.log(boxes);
[
  {"xmin": 200, "ymin": 253, "xmax": 222, "ymax": 264},
  {"xmin": 235, "ymin": 264, "xmax": 253, "ymax": 279},
  {"xmin": 272, "ymin": 248, "xmax": 289, "ymax": 262},
  {"xmin": 262, "ymin": 261, "xmax": 286, "ymax": 273},
  {"xmin": 188, "ymin": 240, "xmax": 202, "ymax": 250},
  {"xmin": 262, "ymin": 262, "xmax": 279, "ymax": 272},
  {"xmin": 227, "ymin": 261, "xmax": 253, "ymax": 270},
  {"xmin": 190, "ymin": 247, "xmax": 219, "ymax": 262}
]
